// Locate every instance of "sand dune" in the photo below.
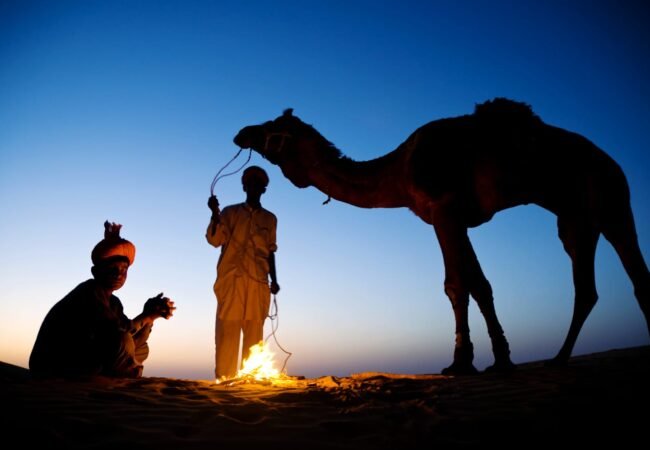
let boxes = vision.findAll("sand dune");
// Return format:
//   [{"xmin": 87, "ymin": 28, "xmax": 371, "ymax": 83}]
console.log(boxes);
[{"xmin": 2, "ymin": 346, "xmax": 648, "ymax": 449}]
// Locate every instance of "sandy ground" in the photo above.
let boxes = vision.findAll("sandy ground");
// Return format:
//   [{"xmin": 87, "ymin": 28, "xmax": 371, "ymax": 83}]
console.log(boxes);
[{"xmin": 1, "ymin": 346, "xmax": 648, "ymax": 449}]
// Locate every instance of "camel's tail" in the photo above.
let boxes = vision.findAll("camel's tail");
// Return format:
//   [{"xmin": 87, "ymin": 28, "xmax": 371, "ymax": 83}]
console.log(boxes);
[{"xmin": 599, "ymin": 175, "xmax": 650, "ymax": 332}]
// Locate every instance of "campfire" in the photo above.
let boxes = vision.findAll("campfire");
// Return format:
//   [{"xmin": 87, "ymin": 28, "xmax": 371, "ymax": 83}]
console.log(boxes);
[
  {"xmin": 216, "ymin": 342, "xmax": 295, "ymax": 386},
  {"xmin": 238, "ymin": 342, "xmax": 281, "ymax": 380}
]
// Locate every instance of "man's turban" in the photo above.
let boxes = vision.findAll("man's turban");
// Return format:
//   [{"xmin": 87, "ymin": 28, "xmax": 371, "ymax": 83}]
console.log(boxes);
[{"xmin": 91, "ymin": 221, "xmax": 136, "ymax": 266}]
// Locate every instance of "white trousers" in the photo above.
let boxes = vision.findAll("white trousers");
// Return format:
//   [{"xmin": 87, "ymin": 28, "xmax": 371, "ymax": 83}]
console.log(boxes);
[{"xmin": 215, "ymin": 317, "xmax": 264, "ymax": 378}]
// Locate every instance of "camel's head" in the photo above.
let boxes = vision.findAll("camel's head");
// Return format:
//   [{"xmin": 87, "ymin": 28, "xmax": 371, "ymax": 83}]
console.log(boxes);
[{"xmin": 234, "ymin": 109, "xmax": 336, "ymax": 188}]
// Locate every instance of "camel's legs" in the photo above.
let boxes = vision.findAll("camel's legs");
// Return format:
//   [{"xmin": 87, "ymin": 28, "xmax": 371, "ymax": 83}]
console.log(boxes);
[
  {"xmin": 435, "ymin": 221, "xmax": 478, "ymax": 374},
  {"xmin": 551, "ymin": 216, "xmax": 600, "ymax": 364},
  {"xmin": 601, "ymin": 206, "xmax": 650, "ymax": 335},
  {"xmin": 465, "ymin": 245, "xmax": 515, "ymax": 371},
  {"xmin": 435, "ymin": 217, "xmax": 513, "ymax": 373}
]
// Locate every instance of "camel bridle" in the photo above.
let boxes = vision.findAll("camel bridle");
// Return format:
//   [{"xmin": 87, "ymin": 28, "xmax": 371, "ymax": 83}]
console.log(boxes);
[{"xmin": 263, "ymin": 131, "xmax": 292, "ymax": 155}]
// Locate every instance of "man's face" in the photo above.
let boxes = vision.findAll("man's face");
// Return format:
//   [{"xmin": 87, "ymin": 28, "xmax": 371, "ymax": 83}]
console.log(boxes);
[
  {"xmin": 243, "ymin": 176, "xmax": 267, "ymax": 198},
  {"xmin": 94, "ymin": 258, "xmax": 129, "ymax": 291}
]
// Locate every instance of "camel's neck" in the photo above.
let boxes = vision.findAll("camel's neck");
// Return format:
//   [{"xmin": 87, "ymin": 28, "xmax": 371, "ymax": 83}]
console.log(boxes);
[{"xmin": 305, "ymin": 150, "xmax": 407, "ymax": 209}]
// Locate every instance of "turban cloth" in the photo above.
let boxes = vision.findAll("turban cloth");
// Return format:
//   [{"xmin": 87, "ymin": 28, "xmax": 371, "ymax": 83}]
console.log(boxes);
[{"xmin": 91, "ymin": 221, "xmax": 136, "ymax": 266}]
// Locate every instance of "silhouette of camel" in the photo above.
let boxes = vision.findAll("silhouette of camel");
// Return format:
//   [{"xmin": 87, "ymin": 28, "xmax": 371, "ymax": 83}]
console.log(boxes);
[{"xmin": 234, "ymin": 98, "xmax": 650, "ymax": 374}]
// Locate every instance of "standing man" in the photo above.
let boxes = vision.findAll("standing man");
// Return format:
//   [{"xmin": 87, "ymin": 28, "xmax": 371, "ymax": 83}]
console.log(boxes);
[{"xmin": 206, "ymin": 166, "xmax": 280, "ymax": 380}]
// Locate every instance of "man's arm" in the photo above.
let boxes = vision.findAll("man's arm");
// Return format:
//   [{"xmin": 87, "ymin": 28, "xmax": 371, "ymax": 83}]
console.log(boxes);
[
  {"xmin": 205, "ymin": 218, "xmax": 221, "ymax": 245},
  {"xmin": 206, "ymin": 196, "xmax": 228, "ymax": 247},
  {"xmin": 268, "ymin": 252, "xmax": 280, "ymax": 294}
]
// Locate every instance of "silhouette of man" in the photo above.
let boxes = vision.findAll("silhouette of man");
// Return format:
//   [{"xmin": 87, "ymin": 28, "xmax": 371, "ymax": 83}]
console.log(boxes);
[
  {"xmin": 29, "ymin": 221, "xmax": 175, "ymax": 379},
  {"xmin": 206, "ymin": 165, "xmax": 280, "ymax": 380}
]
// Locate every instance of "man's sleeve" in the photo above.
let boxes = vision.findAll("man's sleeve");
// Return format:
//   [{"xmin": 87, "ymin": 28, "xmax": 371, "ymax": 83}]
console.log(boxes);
[
  {"xmin": 268, "ymin": 214, "xmax": 278, "ymax": 253},
  {"xmin": 206, "ymin": 208, "xmax": 230, "ymax": 248},
  {"xmin": 110, "ymin": 296, "xmax": 137, "ymax": 333}
]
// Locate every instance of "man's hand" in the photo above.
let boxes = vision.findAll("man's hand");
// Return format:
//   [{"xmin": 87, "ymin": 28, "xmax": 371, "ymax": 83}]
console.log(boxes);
[
  {"xmin": 144, "ymin": 293, "xmax": 176, "ymax": 320},
  {"xmin": 270, "ymin": 281, "xmax": 280, "ymax": 295},
  {"xmin": 208, "ymin": 195, "xmax": 220, "ymax": 216}
]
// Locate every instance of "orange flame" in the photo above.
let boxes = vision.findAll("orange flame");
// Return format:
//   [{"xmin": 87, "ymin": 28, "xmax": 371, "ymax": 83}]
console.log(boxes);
[
  {"xmin": 238, "ymin": 342, "xmax": 281, "ymax": 380},
  {"xmin": 216, "ymin": 342, "xmax": 288, "ymax": 385}
]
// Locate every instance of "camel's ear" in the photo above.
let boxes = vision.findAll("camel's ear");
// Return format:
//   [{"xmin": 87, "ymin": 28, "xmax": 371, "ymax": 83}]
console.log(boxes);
[{"xmin": 283, "ymin": 108, "xmax": 294, "ymax": 117}]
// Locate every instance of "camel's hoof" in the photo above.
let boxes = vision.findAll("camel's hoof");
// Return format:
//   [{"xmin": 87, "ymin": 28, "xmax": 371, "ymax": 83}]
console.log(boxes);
[
  {"xmin": 484, "ymin": 360, "xmax": 517, "ymax": 373},
  {"xmin": 442, "ymin": 362, "xmax": 479, "ymax": 376},
  {"xmin": 545, "ymin": 357, "xmax": 568, "ymax": 368}
]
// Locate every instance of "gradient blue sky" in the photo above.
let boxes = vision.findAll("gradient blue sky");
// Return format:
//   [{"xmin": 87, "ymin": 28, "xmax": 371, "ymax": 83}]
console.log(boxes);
[{"xmin": 1, "ymin": 0, "xmax": 648, "ymax": 379}]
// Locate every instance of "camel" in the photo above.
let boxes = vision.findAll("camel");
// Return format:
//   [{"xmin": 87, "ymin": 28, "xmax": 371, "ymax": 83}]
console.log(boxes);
[{"xmin": 233, "ymin": 98, "xmax": 650, "ymax": 374}]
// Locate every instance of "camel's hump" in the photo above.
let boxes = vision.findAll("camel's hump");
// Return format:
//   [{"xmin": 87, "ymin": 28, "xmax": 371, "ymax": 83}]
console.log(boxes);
[{"xmin": 473, "ymin": 98, "xmax": 541, "ymax": 124}]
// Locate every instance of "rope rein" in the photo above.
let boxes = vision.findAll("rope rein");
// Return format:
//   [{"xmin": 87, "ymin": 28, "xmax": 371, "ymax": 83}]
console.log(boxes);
[
  {"xmin": 210, "ymin": 148, "xmax": 252, "ymax": 196},
  {"xmin": 266, "ymin": 294, "xmax": 292, "ymax": 373}
]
